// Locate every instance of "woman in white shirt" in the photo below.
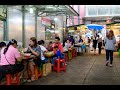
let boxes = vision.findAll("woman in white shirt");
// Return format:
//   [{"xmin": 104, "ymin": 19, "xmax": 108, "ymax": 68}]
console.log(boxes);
[
  {"xmin": 63, "ymin": 39, "xmax": 72, "ymax": 52},
  {"xmin": 38, "ymin": 40, "xmax": 48, "ymax": 63}
]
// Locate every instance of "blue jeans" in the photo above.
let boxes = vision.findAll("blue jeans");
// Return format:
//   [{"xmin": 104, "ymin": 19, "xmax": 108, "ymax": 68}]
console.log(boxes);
[
  {"xmin": 41, "ymin": 58, "xmax": 48, "ymax": 64},
  {"xmin": 106, "ymin": 50, "xmax": 113, "ymax": 64},
  {"xmin": 51, "ymin": 53, "xmax": 64, "ymax": 65}
]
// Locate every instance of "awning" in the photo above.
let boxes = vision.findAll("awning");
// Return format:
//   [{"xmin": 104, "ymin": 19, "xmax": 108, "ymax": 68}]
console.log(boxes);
[
  {"xmin": 25, "ymin": 5, "xmax": 79, "ymax": 17},
  {"xmin": 0, "ymin": 5, "xmax": 79, "ymax": 17}
]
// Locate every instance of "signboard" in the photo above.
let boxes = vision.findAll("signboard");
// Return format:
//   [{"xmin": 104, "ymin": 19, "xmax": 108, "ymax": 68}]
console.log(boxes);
[
  {"xmin": 41, "ymin": 17, "xmax": 51, "ymax": 26},
  {"xmin": 111, "ymin": 16, "xmax": 120, "ymax": 23}
]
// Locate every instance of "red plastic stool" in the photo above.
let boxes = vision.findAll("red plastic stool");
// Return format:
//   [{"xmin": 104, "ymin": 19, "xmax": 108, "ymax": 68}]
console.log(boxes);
[
  {"xmin": 53, "ymin": 58, "xmax": 66, "ymax": 73},
  {"xmin": 64, "ymin": 53, "xmax": 69, "ymax": 62},
  {"xmin": 6, "ymin": 73, "xmax": 20, "ymax": 85},
  {"xmin": 34, "ymin": 65, "xmax": 42, "ymax": 80},
  {"xmin": 74, "ymin": 49, "xmax": 77, "ymax": 57},
  {"xmin": 72, "ymin": 49, "xmax": 76, "ymax": 58}
]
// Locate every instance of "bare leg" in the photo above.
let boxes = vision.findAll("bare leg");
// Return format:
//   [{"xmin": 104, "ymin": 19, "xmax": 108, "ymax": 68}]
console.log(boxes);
[{"xmin": 29, "ymin": 61, "xmax": 35, "ymax": 81}]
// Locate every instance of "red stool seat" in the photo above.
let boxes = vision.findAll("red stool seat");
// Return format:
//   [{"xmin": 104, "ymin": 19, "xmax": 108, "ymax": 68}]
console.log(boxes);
[
  {"xmin": 74, "ymin": 49, "xmax": 77, "ymax": 57},
  {"xmin": 6, "ymin": 73, "xmax": 20, "ymax": 85},
  {"xmin": 34, "ymin": 65, "xmax": 42, "ymax": 80},
  {"xmin": 64, "ymin": 53, "xmax": 69, "ymax": 62},
  {"xmin": 72, "ymin": 49, "xmax": 77, "ymax": 58},
  {"xmin": 53, "ymin": 58, "xmax": 66, "ymax": 73}
]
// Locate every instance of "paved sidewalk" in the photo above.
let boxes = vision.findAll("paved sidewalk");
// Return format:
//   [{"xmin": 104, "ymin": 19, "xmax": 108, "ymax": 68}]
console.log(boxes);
[{"xmin": 24, "ymin": 51, "xmax": 120, "ymax": 85}]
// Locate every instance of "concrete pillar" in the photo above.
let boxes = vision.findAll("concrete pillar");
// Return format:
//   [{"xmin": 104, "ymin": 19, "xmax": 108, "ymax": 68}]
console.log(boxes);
[
  {"xmin": 22, "ymin": 6, "xmax": 25, "ymax": 48},
  {"xmin": 5, "ymin": 7, "xmax": 9, "ymax": 43},
  {"xmin": 35, "ymin": 9, "xmax": 37, "ymax": 38}
]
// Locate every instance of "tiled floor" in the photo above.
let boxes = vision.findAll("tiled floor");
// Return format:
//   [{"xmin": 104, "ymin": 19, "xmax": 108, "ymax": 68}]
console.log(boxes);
[{"xmin": 24, "ymin": 51, "xmax": 120, "ymax": 85}]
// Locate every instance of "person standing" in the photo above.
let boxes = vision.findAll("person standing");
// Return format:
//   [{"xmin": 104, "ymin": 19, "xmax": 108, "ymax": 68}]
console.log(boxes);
[
  {"xmin": 104, "ymin": 30, "xmax": 116, "ymax": 67},
  {"xmin": 93, "ymin": 36, "xmax": 98, "ymax": 55},
  {"xmin": 87, "ymin": 37, "xmax": 91, "ymax": 52},
  {"xmin": 97, "ymin": 35, "xmax": 102, "ymax": 54},
  {"xmin": 78, "ymin": 36, "xmax": 83, "ymax": 43}
]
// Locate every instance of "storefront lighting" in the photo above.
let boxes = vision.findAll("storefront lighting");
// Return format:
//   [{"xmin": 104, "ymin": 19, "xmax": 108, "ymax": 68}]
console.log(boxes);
[{"xmin": 51, "ymin": 25, "xmax": 54, "ymax": 28}]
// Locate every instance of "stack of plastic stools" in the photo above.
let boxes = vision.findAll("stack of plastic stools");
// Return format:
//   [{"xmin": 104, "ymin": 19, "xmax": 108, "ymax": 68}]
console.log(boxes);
[{"xmin": 53, "ymin": 58, "xmax": 66, "ymax": 73}]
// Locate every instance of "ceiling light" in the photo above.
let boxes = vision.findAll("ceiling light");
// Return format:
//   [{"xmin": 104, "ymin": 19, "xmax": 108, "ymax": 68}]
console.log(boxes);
[
  {"xmin": 30, "ymin": 7, "xmax": 33, "ymax": 13},
  {"xmin": 54, "ymin": 17, "xmax": 58, "ymax": 21},
  {"xmin": 47, "ymin": 6, "xmax": 54, "ymax": 9}
]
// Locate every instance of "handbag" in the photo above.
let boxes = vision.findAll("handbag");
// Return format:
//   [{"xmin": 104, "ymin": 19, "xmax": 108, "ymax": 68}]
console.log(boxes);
[
  {"xmin": 43, "ymin": 63, "xmax": 51, "ymax": 76},
  {"xmin": 4, "ymin": 54, "xmax": 24, "ymax": 73},
  {"xmin": 33, "ymin": 57, "xmax": 41, "ymax": 67}
]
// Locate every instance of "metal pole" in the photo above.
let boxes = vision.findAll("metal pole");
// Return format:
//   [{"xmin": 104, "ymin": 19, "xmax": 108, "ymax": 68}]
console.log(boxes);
[
  {"xmin": 22, "ymin": 6, "xmax": 25, "ymax": 48},
  {"xmin": 65, "ymin": 15, "xmax": 68, "ymax": 35},
  {"xmin": 78, "ymin": 5, "xmax": 80, "ymax": 24},
  {"xmin": 5, "ymin": 7, "xmax": 9, "ymax": 43},
  {"xmin": 62, "ymin": 17, "xmax": 65, "ymax": 42},
  {"xmin": 35, "ymin": 9, "xmax": 37, "ymax": 39},
  {"xmin": 3, "ymin": 20, "xmax": 6, "ymax": 41}
]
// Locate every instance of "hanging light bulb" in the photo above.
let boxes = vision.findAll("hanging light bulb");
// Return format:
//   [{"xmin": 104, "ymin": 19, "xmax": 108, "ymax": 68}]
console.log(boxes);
[{"xmin": 30, "ymin": 7, "xmax": 33, "ymax": 13}]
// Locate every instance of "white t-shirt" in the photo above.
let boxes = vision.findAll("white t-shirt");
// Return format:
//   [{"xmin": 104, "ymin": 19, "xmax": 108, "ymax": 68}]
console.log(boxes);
[{"xmin": 39, "ymin": 45, "xmax": 47, "ymax": 60}]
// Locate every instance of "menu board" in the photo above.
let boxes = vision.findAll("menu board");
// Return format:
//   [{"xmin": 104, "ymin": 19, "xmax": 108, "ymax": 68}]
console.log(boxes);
[{"xmin": 45, "ymin": 20, "xmax": 57, "ymax": 40}]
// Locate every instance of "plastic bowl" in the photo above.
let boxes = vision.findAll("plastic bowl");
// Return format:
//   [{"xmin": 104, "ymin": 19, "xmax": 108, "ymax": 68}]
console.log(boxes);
[{"xmin": 24, "ymin": 53, "xmax": 31, "ymax": 57}]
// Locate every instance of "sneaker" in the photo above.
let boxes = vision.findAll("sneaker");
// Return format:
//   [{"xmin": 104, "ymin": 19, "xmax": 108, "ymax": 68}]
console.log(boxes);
[
  {"xmin": 31, "ymin": 75, "xmax": 35, "ymax": 81},
  {"xmin": 27, "ymin": 79, "xmax": 31, "ymax": 82},
  {"xmin": 23, "ymin": 79, "xmax": 27, "ymax": 82},
  {"xmin": 106, "ymin": 61, "xmax": 109, "ymax": 66},
  {"xmin": 110, "ymin": 64, "xmax": 113, "ymax": 67}
]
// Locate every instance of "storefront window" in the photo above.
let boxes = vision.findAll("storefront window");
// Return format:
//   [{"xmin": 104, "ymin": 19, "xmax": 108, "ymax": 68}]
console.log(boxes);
[
  {"xmin": 8, "ymin": 7, "xmax": 22, "ymax": 45},
  {"xmin": 25, "ymin": 13, "xmax": 35, "ymax": 47},
  {"xmin": 86, "ymin": 5, "xmax": 120, "ymax": 16},
  {"xmin": 112, "ymin": 6, "xmax": 120, "ymax": 15},
  {"xmin": 98, "ymin": 7, "xmax": 110, "ymax": 15},
  {"xmin": 37, "ymin": 17, "xmax": 45, "ymax": 41},
  {"xmin": 87, "ymin": 7, "xmax": 97, "ymax": 16}
]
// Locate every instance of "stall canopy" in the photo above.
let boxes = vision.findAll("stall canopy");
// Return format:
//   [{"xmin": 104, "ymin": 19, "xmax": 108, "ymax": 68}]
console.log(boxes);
[{"xmin": 0, "ymin": 5, "xmax": 79, "ymax": 17}]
